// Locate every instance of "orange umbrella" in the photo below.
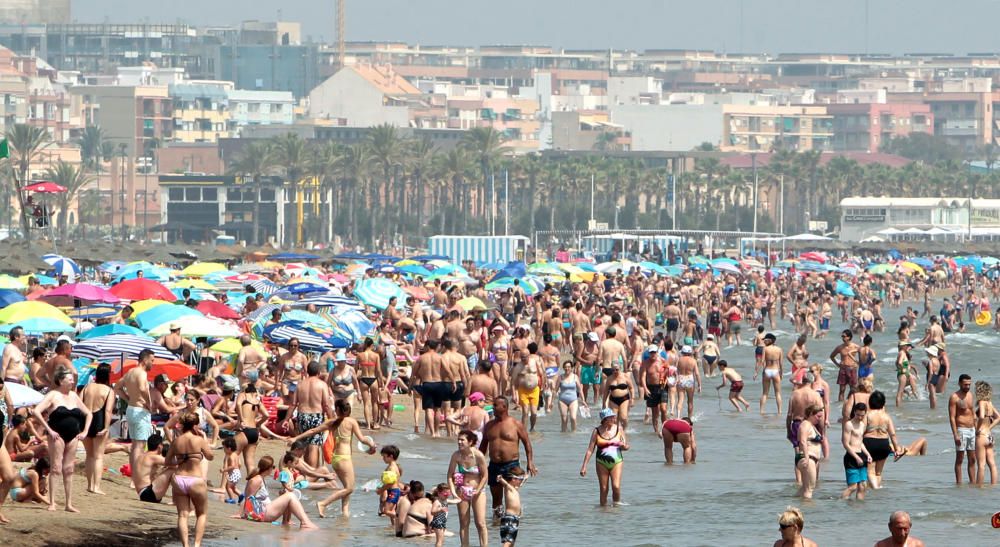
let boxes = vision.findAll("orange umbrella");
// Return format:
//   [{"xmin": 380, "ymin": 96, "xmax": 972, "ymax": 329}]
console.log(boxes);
[
  {"xmin": 403, "ymin": 285, "xmax": 431, "ymax": 301},
  {"xmin": 110, "ymin": 358, "xmax": 196, "ymax": 383}
]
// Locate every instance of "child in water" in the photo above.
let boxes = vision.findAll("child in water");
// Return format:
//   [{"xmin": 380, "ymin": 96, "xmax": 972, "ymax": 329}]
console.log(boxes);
[
  {"xmin": 497, "ymin": 467, "xmax": 526, "ymax": 547},
  {"xmin": 377, "ymin": 445, "xmax": 403, "ymax": 523},
  {"xmin": 430, "ymin": 483, "xmax": 451, "ymax": 547},
  {"xmin": 716, "ymin": 360, "xmax": 751, "ymax": 412}
]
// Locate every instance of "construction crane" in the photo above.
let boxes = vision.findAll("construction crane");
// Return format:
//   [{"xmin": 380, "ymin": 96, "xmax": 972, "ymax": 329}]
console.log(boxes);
[{"xmin": 336, "ymin": 0, "xmax": 346, "ymax": 71}]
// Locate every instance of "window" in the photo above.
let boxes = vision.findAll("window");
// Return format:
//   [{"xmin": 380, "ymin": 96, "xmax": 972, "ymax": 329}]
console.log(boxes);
[
  {"xmin": 202, "ymin": 188, "xmax": 217, "ymax": 201},
  {"xmin": 260, "ymin": 189, "xmax": 276, "ymax": 201},
  {"xmin": 185, "ymin": 188, "xmax": 200, "ymax": 201},
  {"xmin": 227, "ymin": 188, "xmax": 242, "ymax": 201},
  {"xmin": 169, "ymin": 188, "xmax": 184, "ymax": 201}
]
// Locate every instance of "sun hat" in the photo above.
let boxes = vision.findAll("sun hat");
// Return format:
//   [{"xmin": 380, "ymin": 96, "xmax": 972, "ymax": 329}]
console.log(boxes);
[
  {"xmin": 469, "ymin": 392, "xmax": 485, "ymax": 403},
  {"xmin": 599, "ymin": 408, "xmax": 616, "ymax": 421}
]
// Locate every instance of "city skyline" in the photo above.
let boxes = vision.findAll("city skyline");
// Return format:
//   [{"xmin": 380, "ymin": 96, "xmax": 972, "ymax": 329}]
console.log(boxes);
[{"xmin": 74, "ymin": 0, "xmax": 1000, "ymax": 55}]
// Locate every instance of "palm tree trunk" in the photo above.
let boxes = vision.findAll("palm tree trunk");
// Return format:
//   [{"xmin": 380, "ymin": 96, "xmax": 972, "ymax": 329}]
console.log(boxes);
[{"xmin": 528, "ymin": 173, "xmax": 536, "ymax": 239}]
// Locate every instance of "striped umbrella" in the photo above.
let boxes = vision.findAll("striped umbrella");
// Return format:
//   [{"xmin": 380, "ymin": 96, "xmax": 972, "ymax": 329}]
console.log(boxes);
[
  {"xmin": 42, "ymin": 254, "xmax": 82, "ymax": 278},
  {"xmin": 247, "ymin": 279, "xmax": 278, "ymax": 296},
  {"xmin": 352, "ymin": 278, "xmax": 406, "ymax": 310},
  {"xmin": 293, "ymin": 294, "xmax": 365, "ymax": 312},
  {"xmin": 72, "ymin": 334, "xmax": 176, "ymax": 361},
  {"xmin": 245, "ymin": 303, "xmax": 282, "ymax": 323},
  {"xmin": 262, "ymin": 321, "xmax": 336, "ymax": 352}
]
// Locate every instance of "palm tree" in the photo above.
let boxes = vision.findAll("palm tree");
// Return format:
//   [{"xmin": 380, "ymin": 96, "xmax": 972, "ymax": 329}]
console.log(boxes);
[
  {"xmin": 407, "ymin": 137, "xmax": 437, "ymax": 240},
  {"xmin": 44, "ymin": 160, "xmax": 94, "ymax": 240},
  {"xmin": 227, "ymin": 141, "xmax": 275, "ymax": 245},
  {"xmin": 366, "ymin": 124, "xmax": 406, "ymax": 245},
  {"xmin": 269, "ymin": 133, "xmax": 309, "ymax": 245},
  {"xmin": 341, "ymin": 144, "xmax": 372, "ymax": 245},
  {"xmin": 435, "ymin": 147, "xmax": 474, "ymax": 233},
  {"xmin": 77, "ymin": 126, "xmax": 105, "ymax": 172},
  {"xmin": 6, "ymin": 124, "xmax": 50, "ymax": 244},
  {"xmin": 77, "ymin": 188, "xmax": 102, "ymax": 239},
  {"xmin": 463, "ymin": 127, "xmax": 510, "ymax": 222},
  {"xmin": 593, "ymin": 131, "xmax": 619, "ymax": 152}
]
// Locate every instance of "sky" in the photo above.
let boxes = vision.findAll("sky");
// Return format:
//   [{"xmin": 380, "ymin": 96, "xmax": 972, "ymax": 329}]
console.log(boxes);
[{"xmin": 73, "ymin": 0, "xmax": 1000, "ymax": 55}]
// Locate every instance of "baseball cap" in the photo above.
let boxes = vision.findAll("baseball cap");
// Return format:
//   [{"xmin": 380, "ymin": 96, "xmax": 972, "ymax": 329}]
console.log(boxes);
[
  {"xmin": 334, "ymin": 349, "xmax": 347, "ymax": 361},
  {"xmin": 586, "ymin": 332, "xmax": 599, "ymax": 343},
  {"xmin": 599, "ymin": 408, "xmax": 616, "ymax": 421},
  {"xmin": 469, "ymin": 392, "xmax": 485, "ymax": 403},
  {"xmin": 169, "ymin": 322, "xmax": 181, "ymax": 331},
  {"xmin": 153, "ymin": 373, "xmax": 170, "ymax": 385},
  {"xmin": 56, "ymin": 334, "xmax": 74, "ymax": 345},
  {"xmin": 681, "ymin": 345, "xmax": 693, "ymax": 354}
]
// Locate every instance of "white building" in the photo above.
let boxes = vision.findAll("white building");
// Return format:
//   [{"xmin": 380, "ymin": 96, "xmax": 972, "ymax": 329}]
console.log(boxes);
[
  {"xmin": 226, "ymin": 89, "xmax": 294, "ymax": 134},
  {"xmin": 839, "ymin": 196, "xmax": 1000, "ymax": 242},
  {"xmin": 611, "ymin": 103, "xmax": 724, "ymax": 151},
  {"xmin": 306, "ymin": 65, "xmax": 419, "ymax": 127}
]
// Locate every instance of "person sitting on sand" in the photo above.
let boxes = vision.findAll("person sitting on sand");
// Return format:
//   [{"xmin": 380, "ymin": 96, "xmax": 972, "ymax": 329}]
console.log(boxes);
[
  {"xmin": 4, "ymin": 415, "xmax": 48, "ymax": 462},
  {"xmin": 7, "ymin": 458, "xmax": 50, "ymax": 505},
  {"xmin": 237, "ymin": 455, "xmax": 317, "ymax": 529},
  {"xmin": 134, "ymin": 433, "xmax": 174, "ymax": 504}
]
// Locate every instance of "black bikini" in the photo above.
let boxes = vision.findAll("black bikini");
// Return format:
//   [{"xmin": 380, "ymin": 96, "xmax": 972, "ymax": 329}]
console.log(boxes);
[
  {"xmin": 87, "ymin": 390, "xmax": 112, "ymax": 438},
  {"xmin": 240, "ymin": 398, "xmax": 261, "ymax": 444}
]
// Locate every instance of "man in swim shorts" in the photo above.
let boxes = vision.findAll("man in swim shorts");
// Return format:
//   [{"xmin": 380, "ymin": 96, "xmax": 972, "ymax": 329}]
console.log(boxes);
[
  {"xmin": 948, "ymin": 374, "xmax": 977, "ymax": 484},
  {"xmin": 480, "ymin": 397, "xmax": 537, "ymax": 523},
  {"xmin": 115, "ymin": 349, "xmax": 155, "ymax": 480}
]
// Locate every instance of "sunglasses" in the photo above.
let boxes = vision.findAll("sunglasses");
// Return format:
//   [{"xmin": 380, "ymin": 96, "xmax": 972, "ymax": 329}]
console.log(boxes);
[{"xmin": 779, "ymin": 524, "xmax": 794, "ymax": 530}]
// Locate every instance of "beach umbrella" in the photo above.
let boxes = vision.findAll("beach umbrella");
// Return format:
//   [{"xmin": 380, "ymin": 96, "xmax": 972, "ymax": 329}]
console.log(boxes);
[
  {"xmin": 110, "ymin": 358, "xmax": 196, "ymax": 383},
  {"xmin": 740, "ymin": 258, "xmax": 766, "ymax": 270},
  {"xmin": 180, "ymin": 262, "xmax": 227, "ymax": 277},
  {"xmin": 897, "ymin": 261, "xmax": 925, "ymax": 276},
  {"xmin": 909, "ymin": 257, "xmax": 934, "ymax": 268},
  {"xmin": 665, "ymin": 265, "xmax": 686, "ymax": 277},
  {"xmin": 353, "ymin": 278, "xmax": 407, "ymax": 310},
  {"xmin": 527, "ymin": 262, "xmax": 564, "ymax": 276},
  {"xmin": 247, "ymin": 279, "xmax": 278, "ymax": 296},
  {"xmin": 294, "ymin": 294, "xmax": 365, "ymax": 312},
  {"xmin": 262, "ymin": 321, "xmax": 337, "ymax": 352},
  {"xmin": 489, "ymin": 261, "xmax": 527, "ymax": 282},
  {"xmin": 712, "ymin": 262, "xmax": 741, "ymax": 275},
  {"xmin": 41, "ymin": 255, "xmax": 81, "ymax": 278},
  {"xmin": 72, "ymin": 334, "xmax": 176, "ymax": 361},
  {"xmin": 484, "ymin": 277, "xmax": 537, "ymax": 295},
  {"xmin": 98, "ymin": 261, "xmax": 125, "ymax": 273},
  {"xmin": 456, "ymin": 296, "xmax": 489, "ymax": 311},
  {"xmin": 0, "ymin": 275, "xmax": 26, "ymax": 290},
  {"xmin": 330, "ymin": 310, "xmax": 377, "ymax": 342},
  {"xmin": 799, "ymin": 251, "xmax": 827, "ymax": 263},
  {"xmin": 282, "ymin": 282, "xmax": 329, "ymax": 296},
  {"xmin": 394, "ymin": 259, "xmax": 419, "ymax": 267},
  {"xmin": 129, "ymin": 299, "xmax": 172, "ymax": 315},
  {"xmin": 134, "ymin": 304, "xmax": 203, "ymax": 331},
  {"xmin": 402, "ymin": 285, "xmax": 431, "ymax": 301},
  {"xmin": 209, "ymin": 337, "xmax": 266, "ymax": 355},
  {"xmin": 410, "ymin": 254, "xmax": 450, "ymax": 261},
  {"xmin": 19, "ymin": 274, "xmax": 57, "ymax": 287},
  {"xmin": 0, "ymin": 300, "xmax": 73, "ymax": 325},
  {"xmin": 111, "ymin": 278, "xmax": 175, "ymax": 301},
  {"xmin": 196, "ymin": 300, "xmax": 241, "ymax": 320},
  {"xmin": 5, "ymin": 382, "xmax": 44, "ymax": 408},
  {"xmin": 76, "ymin": 323, "xmax": 150, "ymax": 340},
  {"xmin": 147, "ymin": 316, "xmax": 241, "ymax": 338},
  {"xmin": 0, "ymin": 289, "xmax": 25, "ymax": 307},
  {"xmin": 225, "ymin": 273, "xmax": 265, "ymax": 283},
  {"xmin": 173, "ymin": 279, "xmax": 217, "ymax": 291},
  {"xmin": 399, "ymin": 264, "xmax": 432, "ymax": 277},
  {"xmin": 245, "ymin": 303, "xmax": 283, "ymax": 324},
  {"xmin": 835, "ymin": 280, "xmax": 856, "ymax": 298},
  {"xmin": 639, "ymin": 261, "xmax": 668, "ymax": 275},
  {"xmin": 0, "ymin": 317, "xmax": 75, "ymax": 334},
  {"xmin": 796, "ymin": 261, "xmax": 826, "ymax": 272},
  {"xmin": 38, "ymin": 283, "xmax": 121, "ymax": 305},
  {"xmin": 867, "ymin": 263, "xmax": 896, "ymax": 275},
  {"xmin": 269, "ymin": 252, "xmax": 321, "ymax": 261},
  {"xmin": 114, "ymin": 262, "xmax": 171, "ymax": 282}
]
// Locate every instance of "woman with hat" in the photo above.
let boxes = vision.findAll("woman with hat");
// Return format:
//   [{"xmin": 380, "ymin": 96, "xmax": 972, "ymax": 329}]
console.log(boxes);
[
  {"xmin": 327, "ymin": 349, "xmax": 361, "ymax": 407},
  {"xmin": 894, "ymin": 340, "xmax": 918, "ymax": 407},
  {"xmin": 580, "ymin": 407, "xmax": 630, "ymax": 506}
]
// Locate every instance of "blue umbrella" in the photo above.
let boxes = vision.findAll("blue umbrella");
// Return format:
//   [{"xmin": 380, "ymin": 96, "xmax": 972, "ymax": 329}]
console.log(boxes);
[
  {"xmin": 0, "ymin": 289, "xmax": 25, "ymax": 307},
  {"xmin": 247, "ymin": 279, "xmax": 278, "ymax": 296},
  {"xmin": 400, "ymin": 264, "xmax": 431, "ymax": 277},
  {"xmin": 282, "ymin": 282, "xmax": 329, "ymax": 296},
  {"xmin": 333, "ymin": 310, "xmax": 377, "ymax": 342},
  {"xmin": 262, "ymin": 321, "xmax": 339, "ymax": 352},
  {"xmin": 294, "ymin": 294, "xmax": 365, "ymax": 312},
  {"xmin": 99, "ymin": 261, "xmax": 125, "ymax": 273},
  {"xmin": 115, "ymin": 263, "xmax": 171, "ymax": 282},
  {"xmin": 0, "ymin": 317, "xmax": 75, "ymax": 334},
  {"xmin": 352, "ymin": 278, "xmax": 406, "ymax": 310},
  {"xmin": 835, "ymin": 280, "xmax": 856, "ymax": 297},
  {"xmin": 42, "ymin": 254, "xmax": 82, "ymax": 277},
  {"xmin": 32, "ymin": 274, "xmax": 59, "ymax": 286},
  {"xmin": 409, "ymin": 254, "xmax": 450, "ymax": 261},
  {"xmin": 363, "ymin": 253, "xmax": 401, "ymax": 262},
  {"xmin": 909, "ymin": 257, "xmax": 934, "ymax": 268},
  {"xmin": 640, "ymin": 261, "xmax": 668, "ymax": 275},
  {"xmin": 77, "ymin": 323, "xmax": 150, "ymax": 340},
  {"xmin": 134, "ymin": 304, "xmax": 203, "ymax": 331},
  {"xmin": 72, "ymin": 334, "xmax": 176, "ymax": 361},
  {"xmin": 489, "ymin": 261, "xmax": 527, "ymax": 282}
]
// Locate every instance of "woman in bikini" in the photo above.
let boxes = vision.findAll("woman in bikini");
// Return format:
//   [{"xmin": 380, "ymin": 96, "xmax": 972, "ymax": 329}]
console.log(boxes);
[
  {"xmin": 165, "ymin": 413, "xmax": 213, "ymax": 547},
  {"xmin": 974, "ymin": 381, "xmax": 1000, "ymax": 485},
  {"xmin": 6, "ymin": 457, "xmax": 49, "ymax": 505},
  {"xmin": 239, "ymin": 455, "xmax": 317, "ymax": 528},
  {"xmin": 288, "ymin": 399, "xmax": 377, "ymax": 517},
  {"xmin": 446, "ymin": 429, "xmax": 488, "ymax": 547},
  {"xmin": 234, "ymin": 382, "xmax": 269, "ymax": 474},
  {"xmin": 31, "ymin": 367, "xmax": 91, "ymax": 513},
  {"xmin": 796, "ymin": 404, "xmax": 825, "ymax": 499},
  {"xmin": 809, "ymin": 364, "xmax": 831, "ymax": 458},
  {"xmin": 580, "ymin": 407, "xmax": 630, "ymax": 506},
  {"xmin": 601, "ymin": 362, "xmax": 634, "ymax": 430},
  {"xmin": 891, "ymin": 340, "xmax": 909, "ymax": 407},
  {"xmin": 328, "ymin": 349, "xmax": 361, "ymax": 406},
  {"xmin": 399, "ymin": 481, "xmax": 434, "ymax": 538},
  {"xmin": 356, "ymin": 338, "xmax": 384, "ymax": 430},
  {"xmin": 81, "ymin": 363, "xmax": 115, "ymax": 495},
  {"xmin": 862, "ymin": 391, "xmax": 901, "ymax": 490}
]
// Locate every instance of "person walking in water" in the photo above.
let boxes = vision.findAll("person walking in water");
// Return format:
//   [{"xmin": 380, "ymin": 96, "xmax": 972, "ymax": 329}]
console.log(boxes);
[
  {"xmin": 948, "ymin": 374, "xmax": 977, "ymax": 484},
  {"xmin": 480, "ymin": 396, "xmax": 537, "ymax": 523},
  {"xmin": 842, "ymin": 402, "xmax": 872, "ymax": 500},
  {"xmin": 580, "ymin": 408, "xmax": 629, "ymax": 506}
]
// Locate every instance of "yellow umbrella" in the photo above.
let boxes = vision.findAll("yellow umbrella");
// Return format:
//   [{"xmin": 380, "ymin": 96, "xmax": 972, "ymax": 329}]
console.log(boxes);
[
  {"xmin": 181, "ymin": 262, "xmax": 227, "ymax": 277},
  {"xmin": 0, "ymin": 300, "xmax": 73, "ymax": 325},
  {"xmin": 210, "ymin": 337, "xmax": 266, "ymax": 355},
  {"xmin": 129, "ymin": 299, "xmax": 172, "ymax": 315},
  {"xmin": 173, "ymin": 279, "xmax": 216, "ymax": 290},
  {"xmin": 456, "ymin": 296, "xmax": 489, "ymax": 311},
  {"xmin": 556, "ymin": 263, "xmax": 595, "ymax": 283},
  {"xmin": 0, "ymin": 275, "xmax": 26, "ymax": 290},
  {"xmin": 395, "ymin": 259, "xmax": 419, "ymax": 266},
  {"xmin": 260, "ymin": 261, "xmax": 282, "ymax": 270},
  {"xmin": 897, "ymin": 261, "xmax": 925, "ymax": 276}
]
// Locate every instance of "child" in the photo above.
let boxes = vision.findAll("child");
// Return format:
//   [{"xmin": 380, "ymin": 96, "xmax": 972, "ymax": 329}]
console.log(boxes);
[
  {"xmin": 751, "ymin": 326, "xmax": 765, "ymax": 374},
  {"xmin": 221, "ymin": 438, "xmax": 241, "ymax": 503},
  {"xmin": 715, "ymin": 360, "xmax": 750, "ymax": 412},
  {"xmin": 429, "ymin": 483, "xmax": 451, "ymax": 547},
  {"xmin": 276, "ymin": 452, "xmax": 337, "ymax": 494},
  {"xmin": 496, "ymin": 467, "xmax": 526, "ymax": 547},
  {"xmin": 377, "ymin": 445, "xmax": 403, "ymax": 521}
]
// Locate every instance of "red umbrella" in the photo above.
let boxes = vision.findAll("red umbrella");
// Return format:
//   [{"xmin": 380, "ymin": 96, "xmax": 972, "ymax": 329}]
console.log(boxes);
[
  {"xmin": 110, "ymin": 278, "xmax": 175, "ymax": 301},
  {"xmin": 225, "ymin": 273, "xmax": 264, "ymax": 283},
  {"xmin": 799, "ymin": 251, "xmax": 828, "ymax": 263},
  {"xmin": 196, "ymin": 300, "xmax": 241, "ymax": 320},
  {"xmin": 38, "ymin": 283, "xmax": 121, "ymax": 305},
  {"xmin": 109, "ymin": 358, "xmax": 196, "ymax": 383},
  {"xmin": 23, "ymin": 181, "xmax": 67, "ymax": 194}
]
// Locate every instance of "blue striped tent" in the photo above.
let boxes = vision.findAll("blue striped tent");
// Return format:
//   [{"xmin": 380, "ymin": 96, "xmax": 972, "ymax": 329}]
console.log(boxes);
[{"xmin": 428, "ymin": 236, "xmax": 528, "ymax": 265}]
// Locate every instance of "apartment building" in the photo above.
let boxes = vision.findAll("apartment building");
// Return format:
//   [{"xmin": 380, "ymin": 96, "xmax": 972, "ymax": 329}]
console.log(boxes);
[
  {"xmin": 828, "ymin": 102, "xmax": 933, "ymax": 152},
  {"xmin": 226, "ymin": 89, "xmax": 294, "ymax": 134},
  {"xmin": 169, "ymin": 81, "xmax": 232, "ymax": 143},
  {"xmin": 721, "ymin": 104, "xmax": 833, "ymax": 152},
  {"xmin": 72, "ymin": 84, "xmax": 173, "ymax": 156},
  {"xmin": 307, "ymin": 64, "xmax": 421, "ymax": 127}
]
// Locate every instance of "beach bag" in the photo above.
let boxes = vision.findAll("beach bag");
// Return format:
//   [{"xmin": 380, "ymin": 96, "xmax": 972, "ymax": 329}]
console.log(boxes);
[{"xmin": 323, "ymin": 432, "xmax": 336, "ymax": 464}]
